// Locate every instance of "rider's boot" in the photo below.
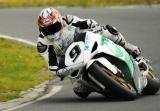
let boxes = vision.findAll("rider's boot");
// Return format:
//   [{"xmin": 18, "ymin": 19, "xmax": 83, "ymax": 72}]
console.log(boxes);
[
  {"xmin": 101, "ymin": 25, "xmax": 141, "ymax": 58},
  {"xmin": 124, "ymin": 43, "xmax": 141, "ymax": 58}
]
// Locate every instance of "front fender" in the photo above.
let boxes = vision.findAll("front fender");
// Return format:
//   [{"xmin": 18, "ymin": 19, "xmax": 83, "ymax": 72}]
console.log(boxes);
[{"xmin": 86, "ymin": 57, "xmax": 118, "ymax": 74}]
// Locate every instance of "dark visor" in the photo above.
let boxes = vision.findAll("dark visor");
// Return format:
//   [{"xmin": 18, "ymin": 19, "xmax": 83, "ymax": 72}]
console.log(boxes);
[{"xmin": 40, "ymin": 22, "xmax": 62, "ymax": 36}]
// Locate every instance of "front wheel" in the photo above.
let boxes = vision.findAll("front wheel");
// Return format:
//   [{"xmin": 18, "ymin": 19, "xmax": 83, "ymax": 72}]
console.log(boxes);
[
  {"xmin": 88, "ymin": 62, "xmax": 137, "ymax": 100},
  {"xmin": 141, "ymin": 70, "xmax": 160, "ymax": 95}
]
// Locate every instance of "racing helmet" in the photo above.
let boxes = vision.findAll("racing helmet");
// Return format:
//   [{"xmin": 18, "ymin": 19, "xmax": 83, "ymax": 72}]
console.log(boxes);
[{"xmin": 38, "ymin": 8, "xmax": 63, "ymax": 39}]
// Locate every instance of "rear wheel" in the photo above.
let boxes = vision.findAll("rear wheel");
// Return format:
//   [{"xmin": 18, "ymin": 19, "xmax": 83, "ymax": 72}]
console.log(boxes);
[
  {"xmin": 88, "ymin": 62, "xmax": 137, "ymax": 100},
  {"xmin": 142, "ymin": 70, "xmax": 160, "ymax": 95}
]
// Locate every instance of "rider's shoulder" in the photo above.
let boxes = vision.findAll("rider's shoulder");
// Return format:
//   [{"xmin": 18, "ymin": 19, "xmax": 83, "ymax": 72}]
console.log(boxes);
[
  {"xmin": 37, "ymin": 33, "xmax": 52, "ymax": 44},
  {"xmin": 62, "ymin": 14, "xmax": 77, "ymax": 25},
  {"xmin": 63, "ymin": 14, "xmax": 74, "ymax": 20},
  {"xmin": 38, "ymin": 33, "xmax": 46, "ymax": 41},
  {"xmin": 38, "ymin": 33, "xmax": 45, "ymax": 39}
]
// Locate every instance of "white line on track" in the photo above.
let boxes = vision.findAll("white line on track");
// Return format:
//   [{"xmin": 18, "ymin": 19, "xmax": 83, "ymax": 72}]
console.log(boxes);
[
  {"xmin": 0, "ymin": 34, "xmax": 36, "ymax": 46},
  {"xmin": 5, "ymin": 86, "xmax": 63, "ymax": 111}
]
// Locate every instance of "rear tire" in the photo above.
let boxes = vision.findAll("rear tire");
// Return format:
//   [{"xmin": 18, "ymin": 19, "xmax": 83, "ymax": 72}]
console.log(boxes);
[
  {"xmin": 88, "ymin": 62, "xmax": 137, "ymax": 100},
  {"xmin": 142, "ymin": 70, "xmax": 160, "ymax": 95}
]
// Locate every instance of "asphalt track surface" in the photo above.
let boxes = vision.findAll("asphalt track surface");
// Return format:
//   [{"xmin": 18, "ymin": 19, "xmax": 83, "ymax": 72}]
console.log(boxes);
[{"xmin": 0, "ymin": 6, "xmax": 160, "ymax": 111}]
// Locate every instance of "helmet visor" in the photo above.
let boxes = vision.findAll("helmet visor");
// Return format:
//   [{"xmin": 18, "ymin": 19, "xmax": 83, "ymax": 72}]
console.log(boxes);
[{"xmin": 40, "ymin": 21, "xmax": 62, "ymax": 36}]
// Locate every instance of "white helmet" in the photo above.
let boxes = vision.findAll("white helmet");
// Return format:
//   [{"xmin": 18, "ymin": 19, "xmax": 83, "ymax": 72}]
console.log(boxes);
[{"xmin": 38, "ymin": 8, "xmax": 63, "ymax": 40}]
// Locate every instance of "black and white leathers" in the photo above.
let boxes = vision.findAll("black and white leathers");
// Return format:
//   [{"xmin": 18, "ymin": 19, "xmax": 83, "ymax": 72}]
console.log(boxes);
[{"xmin": 37, "ymin": 15, "xmax": 140, "ymax": 74}]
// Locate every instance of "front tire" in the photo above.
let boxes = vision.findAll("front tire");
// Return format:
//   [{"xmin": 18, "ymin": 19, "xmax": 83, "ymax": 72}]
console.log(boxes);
[
  {"xmin": 73, "ymin": 88, "xmax": 90, "ymax": 98},
  {"xmin": 142, "ymin": 70, "xmax": 160, "ymax": 95},
  {"xmin": 88, "ymin": 62, "xmax": 137, "ymax": 100},
  {"xmin": 73, "ymin": 80, "xmax": 92, "ymax": 99}
]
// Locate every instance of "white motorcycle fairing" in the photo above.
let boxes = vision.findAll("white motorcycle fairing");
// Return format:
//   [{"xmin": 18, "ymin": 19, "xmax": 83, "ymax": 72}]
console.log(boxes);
[{"xmin": 61, "ymin": 31, "xmax": 147, "ymax": 93}]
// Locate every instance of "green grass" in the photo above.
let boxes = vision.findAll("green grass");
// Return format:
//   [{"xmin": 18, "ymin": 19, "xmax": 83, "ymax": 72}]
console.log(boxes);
[
  {"xmin": 0, "ymin": 38, "xmax": 52, "ymax": 102},
  {"xmin": 0, "ymin": 0, "xmax": 160, "ymax": 8}
]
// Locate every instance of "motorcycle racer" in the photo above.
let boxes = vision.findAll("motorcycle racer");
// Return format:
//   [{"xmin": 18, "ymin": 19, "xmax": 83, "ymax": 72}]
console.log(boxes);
[{"xmin": 37, "ymin": 8, "xmax": 141, "ymax": 97}]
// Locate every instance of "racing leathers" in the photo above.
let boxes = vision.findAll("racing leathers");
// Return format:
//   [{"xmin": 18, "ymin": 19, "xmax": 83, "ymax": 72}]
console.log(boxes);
[
  {"xmin": 37, "ymin": 15, "xmax": 141, "ymax": 74},
  {"xmin": 37, "ymin": 15, "xmax": 141, "ymax": 97}
]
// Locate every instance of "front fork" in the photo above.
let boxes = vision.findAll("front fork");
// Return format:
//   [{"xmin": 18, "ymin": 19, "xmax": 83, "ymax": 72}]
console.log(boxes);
[
  {"xmin": 132, "ymin": 57, "xmax": 150, "ymax": 93},
  {"xmin": 68, "ymin": 68, "xmax": 103, "ymax": 93},
  {"xmin": 68, "ymin": 69, "xmax": 83, "ymax": 84}
]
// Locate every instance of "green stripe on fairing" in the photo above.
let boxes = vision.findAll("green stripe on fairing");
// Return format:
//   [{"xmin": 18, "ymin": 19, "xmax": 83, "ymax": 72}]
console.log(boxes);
[{"xmin": 100, "ymin": 36, "xmax": 134, "ymax": 75}]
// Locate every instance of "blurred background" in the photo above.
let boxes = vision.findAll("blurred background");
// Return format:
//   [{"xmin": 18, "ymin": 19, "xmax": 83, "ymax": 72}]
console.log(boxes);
[
  {"xmin": 0, "ymin": 0, "xmax": 160, "ymax": 8},
  {"xmin": 0, "ymin": 0, "xmax": 160, "ymax": 104}
]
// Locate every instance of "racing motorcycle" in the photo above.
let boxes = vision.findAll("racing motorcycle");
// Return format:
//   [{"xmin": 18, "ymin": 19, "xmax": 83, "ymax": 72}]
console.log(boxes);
[{"xmin": 58, "ymin": 31, "xmax": 160, "ymax": 100}]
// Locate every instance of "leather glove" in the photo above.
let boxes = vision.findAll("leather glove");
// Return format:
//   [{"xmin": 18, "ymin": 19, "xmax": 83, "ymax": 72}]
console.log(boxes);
[{"xmin": 57, "ymin": 67, "xmax": 73, "ymax": 81}]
